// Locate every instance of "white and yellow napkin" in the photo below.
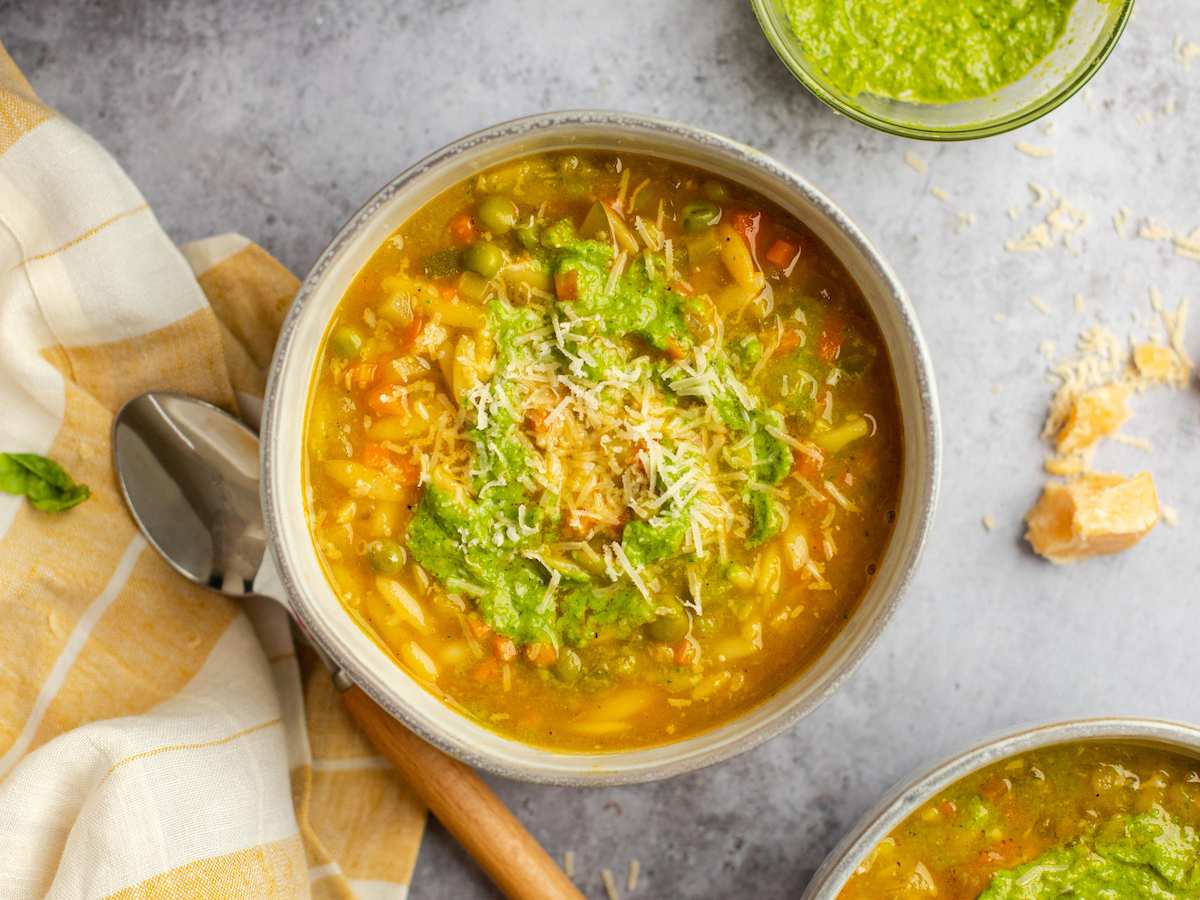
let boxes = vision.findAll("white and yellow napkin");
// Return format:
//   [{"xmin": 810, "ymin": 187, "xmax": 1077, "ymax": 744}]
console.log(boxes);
[{"xmin": 0, "ymin": 43, "xmax": 425, "ymax": 900}]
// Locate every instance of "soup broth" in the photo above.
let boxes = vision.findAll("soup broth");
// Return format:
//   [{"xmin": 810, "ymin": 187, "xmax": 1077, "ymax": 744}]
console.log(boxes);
[
  {"xmin": 838, "ymin": 740, "xmax": 1200, "ymax": 900},
  {"xmin": 304, "ymin": 150, "xmax": 903, "ymax": 751}
]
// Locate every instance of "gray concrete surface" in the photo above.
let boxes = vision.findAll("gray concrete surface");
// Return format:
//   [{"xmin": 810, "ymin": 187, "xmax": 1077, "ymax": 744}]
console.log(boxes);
[{"xmin": 4, "ymin": 1, "xmax": 1198, "ymax": 897}]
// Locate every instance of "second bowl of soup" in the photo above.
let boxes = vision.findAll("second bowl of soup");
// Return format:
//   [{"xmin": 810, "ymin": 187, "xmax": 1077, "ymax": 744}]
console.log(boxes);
[
  {"xmin": 804, "ymin": 718, "xmax": 1200, "ymax": 900},
  {"xmin": 263, "ymin": 111, "xmax": 940, "ymax": 783}
]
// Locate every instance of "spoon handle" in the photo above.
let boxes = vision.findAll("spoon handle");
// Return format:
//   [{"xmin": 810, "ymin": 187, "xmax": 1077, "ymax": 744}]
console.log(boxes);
[{"xmin": 341, "ymin": 685, "xmax": 586, "ymax": 900}]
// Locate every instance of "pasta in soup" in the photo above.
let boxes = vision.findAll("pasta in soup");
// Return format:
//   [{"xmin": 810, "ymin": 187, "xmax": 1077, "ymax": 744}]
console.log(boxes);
[{"xmin": 304, "ymin": 150, "xmax": 903, "ymax": 751}]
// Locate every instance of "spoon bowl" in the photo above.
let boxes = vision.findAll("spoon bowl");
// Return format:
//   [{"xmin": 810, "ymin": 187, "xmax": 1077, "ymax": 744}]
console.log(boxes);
[{"xmin": 113, "ymin": 392, "xmax": 268, "ymax": 596}]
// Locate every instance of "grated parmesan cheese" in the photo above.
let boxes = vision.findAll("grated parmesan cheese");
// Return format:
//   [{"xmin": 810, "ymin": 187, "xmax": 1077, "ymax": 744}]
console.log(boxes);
[
  {"xmin": 1016, "ymin": 141, "xmax": 1056, "ymax": 158},
  {"xmin": 904, "ymin": 152, "xmax": 927, "ymax": 172},
  {"xmin": 602, "ymin": 868, "xmax": 621, "ymax": 900},
  {"xmin": 1029, "ymin": 295, "xmax": 1051, "ymax": 314},
  {"xmin": 931, "ymin": 187, "xmax": 948, "ymax": 201},
  {"xmin": 1173, "ymin": 34, "xmax": 1200, "ymax": 70},
  {"xmin": 982, "ymin": 514, "xmax": 996, "ymax": 531}
]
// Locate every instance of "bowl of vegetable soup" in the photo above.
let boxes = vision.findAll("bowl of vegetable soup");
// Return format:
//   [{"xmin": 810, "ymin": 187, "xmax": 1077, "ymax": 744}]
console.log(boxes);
[
  {"xmin": 803, "ymin": 718, "xmax": 1200, "ymax": 900},
  {"xmin": 261, "ymin": 110, "xmax": 941, "ymax": 784}
]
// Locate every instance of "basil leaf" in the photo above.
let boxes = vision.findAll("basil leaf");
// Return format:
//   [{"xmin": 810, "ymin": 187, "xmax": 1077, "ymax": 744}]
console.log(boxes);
[{"xmin": 0, "ymin": 453, "xmax": 91, "ymax": 512}]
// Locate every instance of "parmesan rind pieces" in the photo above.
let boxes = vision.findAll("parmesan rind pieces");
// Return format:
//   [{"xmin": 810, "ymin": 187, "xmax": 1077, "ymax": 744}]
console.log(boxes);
[
  {"xmin": 1025, "ymin": 472, "xmax": 1159, "ymax": 565},
  {"xmin": 1055, "ymin": 384, "xmax": 1129, "ymax": 455}
]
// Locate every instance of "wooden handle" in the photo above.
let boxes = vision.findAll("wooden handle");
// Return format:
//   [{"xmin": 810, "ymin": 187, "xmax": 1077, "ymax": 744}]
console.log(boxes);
[{"xmin": 341, "ymin": 685, "xmax": 585, "ymax": 900}]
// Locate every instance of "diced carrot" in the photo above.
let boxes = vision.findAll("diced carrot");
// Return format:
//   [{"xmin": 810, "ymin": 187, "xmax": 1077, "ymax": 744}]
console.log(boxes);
[
  {"xmin": 526, "ymin": 642, "xmax": 558, "ymax": 667},
  {"xmin": 440, "ymin": 283, "xmax": 458, "ymax": 302},
  {"xmin": 361, "ymin": 441, "xmax": 392, "ymax": 468},
  {"xmin": 348, "ymin": 363, "xmax": 379, "ymax": 388},
  {"xmin": 367, "ymin": 383, "xmax": 407, "ymax": 417},
  {"xmin": 554, "ymin": 268, "xmax": 580, "ymax": 302},
  {"xmin": 672, "ymin": 638, "xmax": 695, "ymax": 666},
  {"xmin": 401, "ymin": 315, "xmax": 425, "ymax": 352},
  {"xmin": 629, "ymin": 440, "xmax": 648, "ymax": 472},
  {"xmin": 519, "ymin": 710, "xmax": 543, "ymax": 728},
  {"xmin": 467, "ymin": 616, "xmax": 494, "ymax": 639},
  {"xmin": 527, "ymin": 408, "xmax": 551, "ymax": 432},
  {"xmin": 449, "ymin": 213, "xmax": 477, "ymax": 244},
  {"xmin": 979, "ymin": 775, "xmax": 1010, "ymax": 802},
  {"xmin": 816, "ymin": 328, "xmax": 844, "ymax": 363},
  {"xmin": 796, "ymin": 449, "xmax": 823, "ymax": 478},
  {"xmin": 766, "ymin": 238, "xmax": 799, "ymax": 268},
  {"xmin": 390, "ymin": 458, "xmax": 422, "ymax": 486},
  {"xmin": 776, "ymin": 329, "xmax": 800, "ymax": 354},
  {"xmin": 473, "ymin": 657, "xmax": 497, "ymax": 683},
  {"xmin": 494, "ymin": 636, "xmax": 518, "ymax": 662},
  {"xmin": 730, "ymin": 210, "xmax": 762, "ymax": 251}
]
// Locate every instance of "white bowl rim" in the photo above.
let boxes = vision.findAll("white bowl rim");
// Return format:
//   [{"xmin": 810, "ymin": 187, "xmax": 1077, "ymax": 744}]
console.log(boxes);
[
  {"xmin": 801, "ymin": 716, "xmax": 1200, "ymax": 899},
  {"xmin": 260, "ymin": 109, "xmax": 942, "ymax": 785}
]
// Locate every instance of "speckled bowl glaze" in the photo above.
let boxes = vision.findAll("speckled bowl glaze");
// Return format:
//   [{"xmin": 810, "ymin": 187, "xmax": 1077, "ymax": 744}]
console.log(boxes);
[
  {"xmin": 752, "ymin": 0, "xmax": 1135, "ymax": 141},
  {"xmin": 802, "ymin": 718, "xmax": 1200, "ymax": 899},
  {"xmin": 260, "ymin": 110, "xmax": 942, "ymax": 785}
]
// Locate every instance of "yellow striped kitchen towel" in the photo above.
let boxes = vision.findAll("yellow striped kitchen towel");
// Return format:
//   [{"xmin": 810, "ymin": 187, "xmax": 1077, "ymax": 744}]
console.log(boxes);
[{"xmin": 0, "ymin": 41, "xmax": 425, "ymax": 900}]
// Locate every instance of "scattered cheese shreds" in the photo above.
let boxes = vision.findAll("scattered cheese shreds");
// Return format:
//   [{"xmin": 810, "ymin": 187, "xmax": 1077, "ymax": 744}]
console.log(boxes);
[
  {"xmin": 1113, "ymin": 207, "xmax": 1130, "ymax": 238},
  {"xmin": 1135, "ymin": 111, "xmax": 1153, "ymax": 130},
  {"xmin": 1005, "ymin": 188, "xmax": 1089, "ymax": 254},
  {"xmin": 1029, "ymin": 181, "xmax": 1050, "ymax": 208},
  {"xmin": 992, "ymin": 384, "xmax": 1004, "ymax": 395},
  {"xmin": 956, "ymin": 213, "xmax": 977, "ymax": 232},
  {"xmin": 931, "ymin": 187, "xmax": 949, "ymax": 201},
  {"xmin": 1016, "ymin": 141, "xmax": 1056, "ymax": 158},
  {"xmin": 982, "ymin": 514, "xmax": 996, "ymax": 531},
  {"xmin": 1173, "ymin": 34, "xmax": 1200, "ymax": 70},
  {"xmin": 1029, "ymin": 295, "xmax": 1051, "ymax": 314},
  {"xmin": 993, "ymin": 313, "xmax": 1007, "ymax": 323},
  {"xmin": 564, "ymin": 851, "xmax": 575, "ymax": 878},
  {"xmin": 1110, "ymin": 433, "xmax": 1153, "ymax": 453},
  {"xmin": 1043, "ymin": 120, "xmax": 1059, "ymax": 135},
  {"xmin": 1006, "ymin": 223, "xmax": 1053, "ymax": 252},
  {"xmin": 1135, "ymin": 217, "xmax": 1200, "ymax": 262},
  {"xmin": 904, "ymin": 152, "xmax": 927, "ymax": 172},
  {"xmin": 628, "ymin": 859, "xmax": 640, "ymax": 892},
  {"xmin": 1161, "ymin": 504, "xmax": 1178, "ymax": 527},
  {"xmin": 602, "ymin": 868, "xmax": 621, "ymax": 900},
  {"xmin": 1038, "ymin": 340, "xmax": 1058, "ymax": 360},
  {"xmin": 1073, "ymin": 293, "xmax": 1085, "ymax": 315}
]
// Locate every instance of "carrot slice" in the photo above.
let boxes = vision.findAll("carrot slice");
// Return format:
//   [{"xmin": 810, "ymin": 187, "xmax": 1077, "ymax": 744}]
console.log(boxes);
[
  {"xmin": 766, "ymin": 238, "xmax": 798, "ymax": 267},
  {"xmin": 361, "ymin": 442, "xmax": 391, "ymax": 468}
]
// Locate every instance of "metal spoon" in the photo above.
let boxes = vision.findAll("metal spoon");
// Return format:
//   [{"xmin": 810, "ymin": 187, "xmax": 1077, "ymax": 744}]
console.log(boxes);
[{"xmin": 113, "ymin": 391, "xmax": 583, "ymax": 900}]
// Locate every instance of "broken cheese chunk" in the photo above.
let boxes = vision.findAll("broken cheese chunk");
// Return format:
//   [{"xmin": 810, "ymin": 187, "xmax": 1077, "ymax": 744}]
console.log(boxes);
[
  {"xmin": 1055, "ymin": 384, "xmax": 1129, "ymax": 455},
  {"xmin": 1133, "ymin": 342, "xmax": 1175, "ymax": 381},
  {"xmin": 1024, "ymin": 472, "xmax": 1158, "ymax": 564}
]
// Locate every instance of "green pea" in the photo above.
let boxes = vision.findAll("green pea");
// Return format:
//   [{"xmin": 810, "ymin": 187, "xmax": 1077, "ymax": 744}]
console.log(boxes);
[
  {"xmin": 477, "ymin": 197, "xmax": 519, "ymax": 235},
  {"xmin": 646, "ymin": 610, "xmax": 689, "ymax": 644},
  {"xmin": 330, "ymin": 325, "xmax": 364, "ymax": 359},
  {"xmin": 725, "ymin": 563, "xmax": 753, "ymax": 590},
  {"xmin": 463, "ymin": 241, "xmax": 504, "ymax": 279},
  {"xmin": 516, "ymin": 224, "xmax": 540, "ymax": 252},
  {"xmin": 555, "ymin": 648, "xmax": 582, "ymax": 683},
  {"xmin": 681, "ymin": 200, "xmax": 721, "ymax": 232},
  {"xmin": 366, "ymin": 539, "xmax": 403, "ymax": 575},
  {"xmin": 703, "ymin": 181, "xmax": 731, "ymax": 203}
]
